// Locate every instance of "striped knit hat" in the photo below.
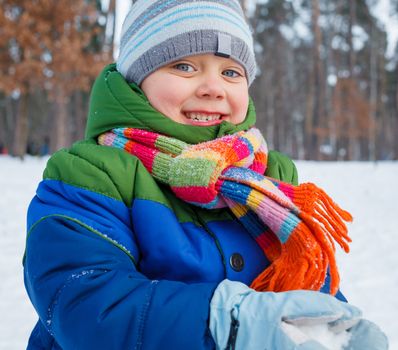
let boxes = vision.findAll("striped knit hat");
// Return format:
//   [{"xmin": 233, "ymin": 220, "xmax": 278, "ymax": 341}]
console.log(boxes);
[{"xmin": 117, "ymin": 0, "xmax": 256, "ymax": 86}]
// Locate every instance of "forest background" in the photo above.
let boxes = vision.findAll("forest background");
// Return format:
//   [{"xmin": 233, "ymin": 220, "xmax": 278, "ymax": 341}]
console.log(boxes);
[{"xmin": 1, "ymin": 0, "xmax": 397, "ymax": 161}]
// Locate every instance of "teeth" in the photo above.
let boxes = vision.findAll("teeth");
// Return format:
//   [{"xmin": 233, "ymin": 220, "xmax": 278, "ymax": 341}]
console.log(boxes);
[{"xmin": 185, "ymin": 112, "xmax": 222, "ymax": 122}]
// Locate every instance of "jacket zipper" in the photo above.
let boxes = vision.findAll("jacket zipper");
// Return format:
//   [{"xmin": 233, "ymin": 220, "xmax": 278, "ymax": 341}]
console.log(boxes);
[
  {"xmin": 225, "ymin": 309, "xmax": 240, "ymax": 350},
  {"xmin": 195, "ymin": 211, "xmax": 227, "ymax": 275}
]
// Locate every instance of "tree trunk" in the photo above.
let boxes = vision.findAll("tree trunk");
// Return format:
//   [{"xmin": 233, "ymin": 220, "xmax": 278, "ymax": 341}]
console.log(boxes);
[
  {"xmin": 53, "ymin": 86, "xmax": 70, "ymax": 151},
  {"xmin": 0, "ymin": 95, "xmax": 7, "ymax": 152},
  {"xmin": 75, "ymin": 91, "xmax": 87, "ymax": 141},
  {"xmin": 368, "ymin": 23, "xmax": 377, "ymax": 161},
  {"xmin": 12, "ymin": 93, "xmax": 29, "ymax": 158},
  {"xmin": 105, "ymin": 0, "xmax": 116, "ymax": 53},
  {"xmin": 308, "ymin": 0, "xmax": 325, "ymax": 160},
  {"xmin": 395, "ymin": 76, "xmax": 398, "ymax": 159},
  {"xmin": 347, "ymin": 1, "xmax": 357, "ymax": 160}
]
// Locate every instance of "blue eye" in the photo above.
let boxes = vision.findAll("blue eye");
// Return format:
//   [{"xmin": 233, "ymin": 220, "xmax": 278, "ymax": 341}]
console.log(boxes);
[
  {"xmin": 222, "ymin": 69, "xmax": 241, "ymax": 78},
  {"xmin": 174, "ymin": 63, "xmax": 194, "ymax": 72}
]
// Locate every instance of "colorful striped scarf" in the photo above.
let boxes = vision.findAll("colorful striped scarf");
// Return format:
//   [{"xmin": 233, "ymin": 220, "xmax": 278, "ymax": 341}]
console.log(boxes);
[{"xmin": 98, "ymin": 127, "xmax": 352, "ymax": 295}]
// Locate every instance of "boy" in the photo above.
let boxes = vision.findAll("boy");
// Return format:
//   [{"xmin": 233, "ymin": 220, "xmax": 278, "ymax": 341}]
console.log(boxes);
[{"xmin": 24, "ymin": 1, "xmax": 387, "ymax": 349}]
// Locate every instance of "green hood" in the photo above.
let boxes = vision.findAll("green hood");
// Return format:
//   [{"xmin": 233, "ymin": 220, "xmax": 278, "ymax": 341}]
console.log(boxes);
[{"xmin": 85, "ymin": 64, "xmax": 256, "ymax": 144}]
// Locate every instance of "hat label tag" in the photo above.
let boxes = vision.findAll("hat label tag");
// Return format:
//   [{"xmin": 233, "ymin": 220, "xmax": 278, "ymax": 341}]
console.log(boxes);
[{"xmin": 215, "ymin": 33, "xmax": 231, "ymax": 58}]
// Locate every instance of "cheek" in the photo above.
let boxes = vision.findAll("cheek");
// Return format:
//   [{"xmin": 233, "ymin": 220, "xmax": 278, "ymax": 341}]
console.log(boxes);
[
  {"xmin": 232, "ymin": 90, "xmax": 249, "ymax": 123},
  {"xmin": 143, "ymin": 81, "xmax": 184, "ymax": 117}
]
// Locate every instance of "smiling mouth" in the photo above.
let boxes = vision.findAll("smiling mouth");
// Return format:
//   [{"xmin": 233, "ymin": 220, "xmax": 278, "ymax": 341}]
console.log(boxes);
[{"xmin": 184, "ymin": 112, "xmax": 224, "ymax": 123}]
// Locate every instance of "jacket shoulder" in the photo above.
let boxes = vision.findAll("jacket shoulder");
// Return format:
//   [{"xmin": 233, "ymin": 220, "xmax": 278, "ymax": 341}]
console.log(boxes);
[
  {"xmin": 265, "ymin": 150, "xmax": 298, "ymax": 185},
  {"xmin": 43, "ymin": 139, "xmax": 164, "ymax": 207}
]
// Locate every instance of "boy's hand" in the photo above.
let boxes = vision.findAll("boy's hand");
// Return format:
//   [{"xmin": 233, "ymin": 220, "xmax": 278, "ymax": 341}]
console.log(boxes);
[{"xmin": 210, "ymin": 279, "xmax": 362, "ymax": 350}]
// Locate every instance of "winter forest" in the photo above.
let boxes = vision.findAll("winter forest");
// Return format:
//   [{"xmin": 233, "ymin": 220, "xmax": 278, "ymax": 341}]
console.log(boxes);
[{"xmin": 0, "ymin": 0, "xmax": 397, "ymax": 161}]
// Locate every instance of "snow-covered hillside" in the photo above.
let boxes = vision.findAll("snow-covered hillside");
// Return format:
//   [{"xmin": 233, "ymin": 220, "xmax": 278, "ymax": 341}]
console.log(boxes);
[{"xmin": 0, "ymin": 156, "xmax": 397, "ymax": 349}]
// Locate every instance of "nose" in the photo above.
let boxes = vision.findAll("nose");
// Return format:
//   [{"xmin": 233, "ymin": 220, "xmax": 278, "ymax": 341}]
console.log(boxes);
[{"xmin": 195, "ymin": 77, "xmax": 226, "ymax": 100}]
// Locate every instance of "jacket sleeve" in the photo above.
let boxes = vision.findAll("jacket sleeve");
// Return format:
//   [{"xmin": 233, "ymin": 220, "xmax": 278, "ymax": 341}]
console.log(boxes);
[
  {"xmin": 24, "ymin": 180, "xmax": 217, "ymax": 350},
  {"xmin": 265, "ymin": 150, "xmax": 299, "ymax": 185}
]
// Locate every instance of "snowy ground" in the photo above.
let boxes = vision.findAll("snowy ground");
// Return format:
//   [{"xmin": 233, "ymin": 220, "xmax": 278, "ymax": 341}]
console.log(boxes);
[{"xmin": 0, "ymin": 156, "xmax": 397, "ymax": 349}]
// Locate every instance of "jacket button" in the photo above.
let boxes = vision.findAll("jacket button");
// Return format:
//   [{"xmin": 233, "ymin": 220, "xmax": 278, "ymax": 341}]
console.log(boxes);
[{"xmin": 230, "ymin": 253, "xmax": 244, "ymax": 272}]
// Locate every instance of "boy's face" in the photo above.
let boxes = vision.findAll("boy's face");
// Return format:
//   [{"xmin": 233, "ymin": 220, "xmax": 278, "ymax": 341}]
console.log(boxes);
[{"xmin": 141, "ymin": 54, "xmax": 249, "ymax": 126}]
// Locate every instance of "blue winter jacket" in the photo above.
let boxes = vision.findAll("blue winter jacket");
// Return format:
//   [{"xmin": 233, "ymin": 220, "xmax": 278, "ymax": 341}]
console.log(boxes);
[{"xmin": 23, "ymin": 64, "xmax": 344, "ymax": 350}]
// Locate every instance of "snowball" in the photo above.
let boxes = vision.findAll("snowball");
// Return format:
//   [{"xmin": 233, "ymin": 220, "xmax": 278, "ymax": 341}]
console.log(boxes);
[{"xmin": 282, "ymin": 322, "xmax": 351, "ymax": 350}]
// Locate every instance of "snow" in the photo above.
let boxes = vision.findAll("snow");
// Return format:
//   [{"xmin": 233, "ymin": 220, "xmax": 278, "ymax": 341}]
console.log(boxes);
[
  {"xmin": 296, "ymin": 161, "xmax": 398, "ymax": 349},
  {"xmin": 284, "ymin": 322, "xmax": 351, "ymax": 350},
  {"xmin": 0, "ymin": 156, "xmax": 47, "ymax": 349},
  {"xmin": 0, "ymin": 156, "xmax": 397, "ymax": 349}
]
